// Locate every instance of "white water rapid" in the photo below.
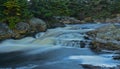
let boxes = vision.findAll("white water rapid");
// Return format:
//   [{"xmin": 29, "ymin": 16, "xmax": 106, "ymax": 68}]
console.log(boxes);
[{"xmin": 0, "ymin": 24, "xmax": 119, "ymax": 69}]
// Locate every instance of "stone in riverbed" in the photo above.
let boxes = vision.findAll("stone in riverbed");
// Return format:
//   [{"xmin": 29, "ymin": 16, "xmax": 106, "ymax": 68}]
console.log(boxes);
[
  {"xmin": 80, "ymin": 41, "xmax": 86, "ymax": 48},
  {"xmin": 112, "ymin": 51, "xmax": 120, "ymax": 60},
  {"xmin": 89, "ymin": 41, "xmax": 120, "ymax": 51},
  {"xmin": 80, "ymin": 64, "xmax": 120, "ymax": 69},
  {"xmin": 80, "ymin": 64, "xmax": 102, "ymax": 69},
  {"xmin": 113, "ymin": 54, "xmax": 120, "ymax": 60}
]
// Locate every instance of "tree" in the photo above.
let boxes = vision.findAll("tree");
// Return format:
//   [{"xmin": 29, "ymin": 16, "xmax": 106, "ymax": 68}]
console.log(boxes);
[{"xmin": 0, "ymin": 0, "xmax": 32, "ymax": 29}]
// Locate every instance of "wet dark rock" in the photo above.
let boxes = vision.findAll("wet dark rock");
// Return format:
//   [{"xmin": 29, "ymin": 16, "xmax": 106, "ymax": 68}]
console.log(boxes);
[
  {"xmin": 84, "ymin": 36, "xmax": 90, "ymax": 40},
  {"xmin": 80, "ymin": 64, "xmax": 102, "ymax": 69},
  {"xmin": 80, "ymin": 64, "xmax": 119, "ymax": 69},
  {"xmin": 113, "ymin": 55, "xmax": 120, "ymax": 60},
  {"xmin": 80, "ymin": 41, "xmax": 85, "ymax": 48},
  {"xmin": 114, "ymin": 51, "xmax": 120, "ymax": 54}
]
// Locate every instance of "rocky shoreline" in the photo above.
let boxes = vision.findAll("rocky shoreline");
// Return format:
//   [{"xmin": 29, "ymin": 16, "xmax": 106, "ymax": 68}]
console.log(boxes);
[
  {"xmin": 0, "ymin": 22, "xmax": 120, "ymax": 69},
  {"xmin": 87, "ymin": 24, "xmax": 120, "ymax": 51},
  {"xmin": 85, "ymin": 24, "xmax": 120, "ymax": 61},
  {"xmin": 1, "ymin": 15, "xmax": 120, "ymax": 41},
  {"xmin": 0, "ymin": 17, "xmax": 65, "ymax": 41}
]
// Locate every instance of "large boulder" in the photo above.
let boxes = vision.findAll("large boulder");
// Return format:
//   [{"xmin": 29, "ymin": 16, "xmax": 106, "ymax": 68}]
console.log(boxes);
[
  {"xmin": 87, "ymin": 24, "xmax": 120, "ymax": 51},
  {"xmin": 29, "ymin": 18, "xmax": 47, "ymax": 33},
  {"xmin": 13, "ymin": 22, "xmax": 30, "ymax": 39},
  {"xmin": 0, "ymin": 23, "xmax": 13, "ymax": 40},
  {"xmin": 15, "ymin": 22, "xmax": 30, "ymax": 34}
]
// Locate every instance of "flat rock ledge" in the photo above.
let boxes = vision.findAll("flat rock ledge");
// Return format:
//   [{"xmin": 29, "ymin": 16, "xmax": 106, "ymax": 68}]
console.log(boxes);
[{"xmin": 86, "ymin": 24, "xmax": 120, "ymax": 60}]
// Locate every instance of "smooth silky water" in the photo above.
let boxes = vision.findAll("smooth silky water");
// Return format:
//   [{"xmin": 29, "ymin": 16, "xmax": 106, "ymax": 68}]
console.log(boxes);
[{"xmin": 0, "ymin": 24, "xmax": 119, "ymax": 69}]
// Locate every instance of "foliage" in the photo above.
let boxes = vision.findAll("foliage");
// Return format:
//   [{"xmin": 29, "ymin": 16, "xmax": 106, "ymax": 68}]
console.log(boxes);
[
  {"xmin": 29, "ymin": 0, "xmax": 120, "ymax": 20},
  {"xmin": 30, "ymin": 0, "xmax": 70, "ymax": 19},
  {"xmin": 0, "ymin": 0, "xmax": 32, "ymax": 29},
  {"xmin": 1, "ymin": 0, "xmax": 120, "ymax": 28}
]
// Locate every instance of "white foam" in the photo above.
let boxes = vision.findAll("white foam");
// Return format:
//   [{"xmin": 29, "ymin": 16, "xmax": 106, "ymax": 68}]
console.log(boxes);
[{"xmin": 68, "ymin": 55, "xmax": 118, "ymax": 67}]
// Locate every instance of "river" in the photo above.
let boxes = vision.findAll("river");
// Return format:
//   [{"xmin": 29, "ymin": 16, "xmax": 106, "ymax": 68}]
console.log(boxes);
[{"xmin": 0, "ymin": 24, "xmax": 119, "ymax": 69}]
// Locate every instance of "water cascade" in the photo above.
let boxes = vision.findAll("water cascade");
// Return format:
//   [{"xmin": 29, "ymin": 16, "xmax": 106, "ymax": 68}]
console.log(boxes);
[{"xmin": 0, "ymin": 24, "xmax": 119, "ymax": 69}]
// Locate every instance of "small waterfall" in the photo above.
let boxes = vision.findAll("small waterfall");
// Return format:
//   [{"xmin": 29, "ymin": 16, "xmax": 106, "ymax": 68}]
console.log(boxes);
[
  {"xmin": 0, "ymin": 24, "xmax": 119, "ymax": 68},
  {"xmin": 33, "ymin": 25, "xmax": 93, "ymax": 48},
  {"xmin": 56, "ymin": 39, "xmax": 82, "ymax": 47},
  {"xmin": 55, "ymin": 32, "xmax": 91, "ymax": 48}
]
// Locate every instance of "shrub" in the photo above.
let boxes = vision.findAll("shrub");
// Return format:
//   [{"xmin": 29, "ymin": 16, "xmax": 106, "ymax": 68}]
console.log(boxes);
[
  {"xmin": 30, "ymin": 0, "xmax": 70, "ymax": 19},
  {"xmin": 0, "ymin": 0, "xmax": 32, "ymax": 29}
]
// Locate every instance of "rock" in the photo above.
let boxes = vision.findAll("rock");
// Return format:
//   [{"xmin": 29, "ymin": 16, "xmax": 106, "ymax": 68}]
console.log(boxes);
[
  {"xmin": 29, "ymin": 18, "xmax": 47, "ymax": 32},
  {"xmin": 89, "ymin": 41, "xmax": 101, "ymax": 52},
  {"xmin": 84, "ymin": 36, "xmax": 90, "ymax": 40},
  {"xmin": 80, "ymin": 64, "xmax": 102, "ymax": 69},
  {"xmin": 47, "ymin": 22, "xmax": 65, "ymax": 28},
  {"xmin": 84, "ymin": 17, "xmax": 93, "ymax": 22},
  {"xmin": 113, "ymin": 51, "xmax": 120, "ymax": 60},
  {"xmin": 80, "ymin": 64, "xmax": 118, "ymax": 69},
  {"xmin": 89, "ymin": 41, "xmax": 120, "ymax": 51},
  {"xmin": 0, "ymin": 19, "xmax": 47, "ymax": 40},
  {"xmin": 113, "ymin": 54, "xmax": 120, "ymax": 60},
  {"xmin": 105, "ymin": 14, "xmax": 120, "ymax": 23},
  {"xmin": 55, "ymin": 16, "xmax": 81, "ymax": 24},
  {"xmin": 15, "ymin": 22, "xmax": 30, "ymax": 34},
  {"xmin": 80, "ymin": 41, "xmax": 86, "ymax": 48},
  {"xmin": 114, "ymin": 51, "xmax": 120, "ymax": 54},
  {"xmin": 87, "ymin": 24, "xmax": 120, "ymax": 51},
  {"xmin": 12, "ymin": 22, "xmax": 30, "ymax": 39},
  {"xmin": 0, "ymin": 23, "xmax": 13, "ymax": 40}
]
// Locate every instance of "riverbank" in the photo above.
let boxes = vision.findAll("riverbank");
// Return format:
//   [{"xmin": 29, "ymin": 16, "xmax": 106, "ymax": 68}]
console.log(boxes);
[
  {"xmin": 1, "ymin": 13, "xmax": 120, "ymax": 41},
  {"xmin": 0, "ymin": 17, "xmax": 65, "ymax": 41},
  {"xmin": 0, "ymin": 24, "xmax": 120, "ymax": 69}
]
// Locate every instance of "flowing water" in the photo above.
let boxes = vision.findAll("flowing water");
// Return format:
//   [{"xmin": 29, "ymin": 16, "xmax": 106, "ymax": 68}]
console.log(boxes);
[{"xmin": 0, "ymin": 24, "xmax": 119, "ymax": 69}]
